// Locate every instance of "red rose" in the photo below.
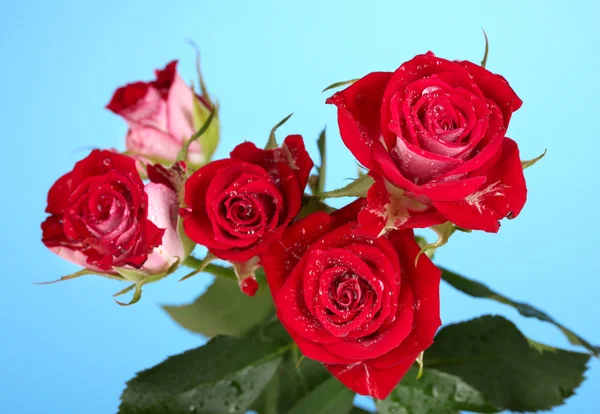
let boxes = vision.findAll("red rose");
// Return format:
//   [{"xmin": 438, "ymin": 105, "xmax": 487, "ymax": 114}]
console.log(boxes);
[
  {"xmin": 260, "ymin": 202, "xmax": 441, "ymax": 399},
  {"xmin": 328, "ymin": 52, "xmax": 527, "ymax": 233},
  {"xmin": 182, "ymin": 135, "xmax": 313, "ymax": 262},
  {"xmin": 41, "ymin": 150, "xmax": 182, "ymax": 273}
]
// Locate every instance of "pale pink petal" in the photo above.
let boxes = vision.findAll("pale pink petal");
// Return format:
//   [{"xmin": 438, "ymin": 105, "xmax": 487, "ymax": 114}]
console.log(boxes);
[
  {"xmin": 142, "ymin": 183, "xmax": 183, "ymax": 273},
  {"xmin": 48, "ymin": 246, "xmax": 107, "ymax": 273},
  {"xmin": 126, "ymin": 126, "xmax": 182, "ymax": 162},
  {"xmin": 166, "ymin": 74, "xmax": 196, "ymax": 142},
  {"xmin": 121, "ymin": 87, "xmax": 169, "ymax": 132}
]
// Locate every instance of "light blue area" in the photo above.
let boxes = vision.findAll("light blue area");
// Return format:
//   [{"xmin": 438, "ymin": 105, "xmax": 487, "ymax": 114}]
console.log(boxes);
[{"xmin": 1, "ymin": 0, "xmax": 598, "ymax": 412}]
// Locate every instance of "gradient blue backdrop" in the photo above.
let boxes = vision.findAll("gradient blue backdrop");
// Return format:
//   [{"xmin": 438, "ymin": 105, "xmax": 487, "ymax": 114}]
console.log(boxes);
[{"xmin": 1, "ymin": 0, "xmax": 598, "ymax": 412}]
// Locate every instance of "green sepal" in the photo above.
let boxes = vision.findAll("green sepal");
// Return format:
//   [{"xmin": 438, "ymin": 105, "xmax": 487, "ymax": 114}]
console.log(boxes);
[
  {"xmin": 481, "ymin": 29, "xmax": 489, "ymax": 68},
  {"xmin": 113, "ymin": 258, "xmax": 180, "ymax": 306},
  {"xmin": 176, "ymin": 105, "xmax": 217, "ymax": 163},
  {"xmin": 415, "ymin": 222, "xmax": 457, "ymax": 265},
  {"xmin": 312, "ymin": 174, "xmax": 374, "ymax": 199},
  {"xmin": 522, "ymin": 149, "xmax": 547, "ymax": 169},
  {"xmin": 35, "ymin": 268, "xmax": 125, "ymax": 284},
  {"xmin": 265, "ymin": 113, "xmax": 293, "ymax": 150},
  {"xmin": 179, "ymin": 252, "xmax": 217, "ymax": 282},
  {"xmin": 322, "ymin": 78, "xmax": 359, "ymax": 93},
  {"xmin": 187, "ymin": 39, "xmax": 211, "ymax": 102},
  {"xmin": 113, "ymin": 267, "xmax": 148, "ymax": 283},
  {"xmin": 316, "ymin": 128, "xmax": 327, "ymax": 194},
  {"xmin": 192, "ymin": 96, "xmax": 220, "ymax": 165}
]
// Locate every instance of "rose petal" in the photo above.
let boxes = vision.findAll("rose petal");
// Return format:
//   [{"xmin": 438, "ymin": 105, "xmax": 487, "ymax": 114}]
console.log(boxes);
[
  {"xmin": 276, "ymin": 259, "xmax": 340, "ymax": 344},
  {"xmin": 326, "ymin": 355, "xmax": 418, "ymax": 399},
  {"xmin": 166, "ymin": 67, "xmax": 196, "ymax": 143},
  {"xmin": 432, "ymin": 138, "xmax": 527, "ymax": 232},
  {"xmin": 142, "ymin": 183, "xmax": 183, "ymax": 273},
  {"xmin": 459, "ymin": 60, "xmax": 523, "ymax": 126},
  {"xmin": 125, "ymin": 126, "xmax": 182, "ymax": 164},
  {"xmin": 323, "ymin": 284, "xmax": 414, "ymax": 360},
  {"xmin": 326, "ymin": 72, "xmax": 393, "ymax": 169},
  {"xmin": 261, "ymin": 211, "xmax": 333, "ymax": 296}
]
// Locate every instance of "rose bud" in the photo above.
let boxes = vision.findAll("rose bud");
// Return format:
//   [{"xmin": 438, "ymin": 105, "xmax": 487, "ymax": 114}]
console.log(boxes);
[
  {"xmin": 260, "ymin": 201, "xmax": 441, "ymax": 399},
  {"xmin": 41, "ymin": 150, "xmax": 185, "ymax": 276},
  {"xmin": 328, "ymin": 52, "xmax": 526, "ymax": 233},
  {"xmin": 107, "ymin": 60, "xmax": 217, "ymax": 167},
  {"xmin": 181, "ymin": 135, "xmax": 313, "ymax": 263}
]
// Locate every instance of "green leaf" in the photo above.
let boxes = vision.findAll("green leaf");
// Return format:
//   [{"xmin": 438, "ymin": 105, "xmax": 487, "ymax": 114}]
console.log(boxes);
[
  {"xmin": 278, "ymin": 349, "xmax": 331, "ymax": 412},
  {"xmin": 265, "ymin": 113, "xmax": 293, "ymax": 150},
  {"xmin": 376, "ymin": 367, "xmax": 499, "ymax": 414},
  {"xmin": 298, "ymin": 195, "xmax": 336, "ymax": 219},
  {"xmin": 322, "ymin": 78, "xmax": 359, "ymax": 93},
  {"xmin": 118, "ymin": 322, "xmax": 293, "ymax": 414},
  {"xmin": 313, "ymin": 174, "xmax": 374, "ymax": 199},
  {"xmin": 285, "ymin": 376, "xmax": 354, "ymax": 414},
  {"xmin": 193, "ymin": 97, "xmax": 220, "ymax": 165},
  {"xmin": 481, "ymin": 29, "xmax": 489, "ymax": 68},
  {"xmin": 176, "ymin": 105, "xmax": 217, "ymax": 163},
  {"xmin": 348, "ymin": 408, "xmax": 372, "ymax": 414},
  {"xmin": 163, "ymin": 276, "xmax": 274, "ymax": 337},
  {"xmin": 251, "ymin": 347, "xmax": 332, "ymax": 414},
  {"xmin": 440, "ymin": 267, "xmax": 599, "ymax": 356},
  {"xmin": 521, "ymin": 149, "xmax": 547, "ymax": 169},
  {"xmin": 316, "ymin": 128, "xmax": 327, "ymax": 194},
  {"xmin": 425, "ymin": 315, "xmax": 590, "ymax": 412}
]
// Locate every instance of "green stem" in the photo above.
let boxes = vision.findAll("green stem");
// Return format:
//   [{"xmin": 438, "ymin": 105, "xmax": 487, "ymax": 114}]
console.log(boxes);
[{"xmin": 182, "ymin": 256, "xmax": 236, "ymax": 280}]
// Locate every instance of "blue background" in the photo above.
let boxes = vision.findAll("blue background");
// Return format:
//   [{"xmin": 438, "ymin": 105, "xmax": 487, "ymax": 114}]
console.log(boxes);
[{"xmin": 1, "ymin": 0, "xmax": 598, "ymax": 412}]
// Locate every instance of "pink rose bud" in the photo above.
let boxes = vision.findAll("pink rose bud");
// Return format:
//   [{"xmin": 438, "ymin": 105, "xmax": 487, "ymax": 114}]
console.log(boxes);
[
  {"xmin": 41, "ymin": 150, "xmax": 186, "ymax": 276},
  {"xmin": 106, "ymin": 61, "xmax": 216, "ymax": 167}
]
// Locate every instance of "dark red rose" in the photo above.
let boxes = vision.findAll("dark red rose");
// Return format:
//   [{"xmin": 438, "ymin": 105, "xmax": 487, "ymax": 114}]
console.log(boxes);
[
  {"xmin": 41, "ymin": 150, "xmax": 166, "ymax": 272},
  {"xmin": 328, "ymin": 52, "xmax": 526, "ymax": 233},
  {"xmin": 182, "ymin": 135, "xmax": 313, "ymax": 262},
  {"xmin": 260, "ymin": 202, "xmax": 441, "ymax": 399}
]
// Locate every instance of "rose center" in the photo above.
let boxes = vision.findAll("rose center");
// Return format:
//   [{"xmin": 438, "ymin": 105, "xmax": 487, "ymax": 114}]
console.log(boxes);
[
  {"xmin": 329, "ymin": 272, "xmax": 368, "ymax": 310},
  {"xmin": 226, "ymin": 196, "xmax": 260, "ymax": 226}
]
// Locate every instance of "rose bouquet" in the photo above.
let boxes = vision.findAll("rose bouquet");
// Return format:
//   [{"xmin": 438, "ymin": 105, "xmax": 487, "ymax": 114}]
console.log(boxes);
[{"xmin": 40, "ymin": 42, "xmax": 597, "ymax": 413}]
